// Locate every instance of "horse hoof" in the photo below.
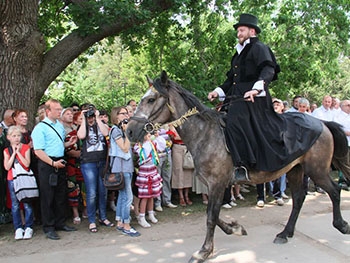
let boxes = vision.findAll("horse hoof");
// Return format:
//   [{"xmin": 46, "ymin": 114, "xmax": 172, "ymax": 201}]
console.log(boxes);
[
  {"xmin": 229, "ymin": 221, "xmax": 248, "ymax": 236},
  {"xmin": 189, "ymin": 249, "xmax": 213, "ymax": 263},
  {"xmin": 334, "ymin": 221, "xmax": 350, "ymax": 234},
  {"xmin": 189, "ymin": 252, "xmax": 205, "ymax": 263},
  {"xmin": 273, "ymin": 236, "xmax": 288, "ymax": 244},
  {"xmin": 188, "ymin": 257, "xmax": 204, "ymax": 263},
  {"xmin": 343, "ymin": 223, "xmax": 350, "ymax": 234},
  {"xmin": 241, "ymin": 226, "xmax": 248, "ymax": 236}
]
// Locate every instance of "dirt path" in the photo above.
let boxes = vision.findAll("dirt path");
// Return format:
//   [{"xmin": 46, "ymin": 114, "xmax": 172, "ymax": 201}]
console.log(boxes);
[{"xmin": 1, "ymin": 189, "xmax": 350, "ymax": 260}]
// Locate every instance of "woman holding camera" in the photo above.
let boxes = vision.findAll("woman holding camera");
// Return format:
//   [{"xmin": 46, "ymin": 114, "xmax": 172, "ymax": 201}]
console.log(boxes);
[
  {"xmin": 77, "ymin": 104, "xmax": 114, "ymax": 233},
  {"xmin": 109, "ymin": 106, "xmax": 140, "ymax": 237}
]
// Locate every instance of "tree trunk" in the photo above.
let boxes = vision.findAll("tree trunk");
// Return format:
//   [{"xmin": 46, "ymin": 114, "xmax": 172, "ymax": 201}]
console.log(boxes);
[
  {"xmin": 0, "ymin": 0, "xmax": 46, "ymax": 128},
  {"xmin": 1, "ymin": 0, "xmax": 175, "ymax": 129}
]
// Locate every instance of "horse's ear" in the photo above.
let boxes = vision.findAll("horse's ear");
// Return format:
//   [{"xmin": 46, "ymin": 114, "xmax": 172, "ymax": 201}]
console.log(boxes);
[
  {"xmin": 146, "ymin": 75, "xmax": 153, "ymax": 86},
  {"xmin": 151, "ymin": 71, "xmax": 169, "ymax": 97},
  {"xmin": 160, "ymin": 70, "xmax": 168, "ymax": 85}
]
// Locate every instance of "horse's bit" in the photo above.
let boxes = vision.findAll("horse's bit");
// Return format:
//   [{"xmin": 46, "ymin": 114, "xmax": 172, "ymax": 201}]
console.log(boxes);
[
  {"xmin": 131, "ymin": 104, "xmax": 199, "ymax": 134},
  {"xmin": 129, "ymin": 97, "xmax": 170, "ymax": 134}
]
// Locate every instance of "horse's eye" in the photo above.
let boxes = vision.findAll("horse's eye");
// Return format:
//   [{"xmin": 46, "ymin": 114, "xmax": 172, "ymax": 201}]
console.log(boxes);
[{"xmin": 148, "ymin": 98, "xmax": 155, "ymax": 103}]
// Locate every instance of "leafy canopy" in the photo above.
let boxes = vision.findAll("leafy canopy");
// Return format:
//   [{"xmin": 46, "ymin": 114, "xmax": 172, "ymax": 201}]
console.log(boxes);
[{"xmin": 46, "ymin": 0, "xmax": 350, "ymax": 109}]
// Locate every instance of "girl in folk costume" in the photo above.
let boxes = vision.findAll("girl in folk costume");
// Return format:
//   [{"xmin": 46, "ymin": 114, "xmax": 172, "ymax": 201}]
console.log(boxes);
[{"xmin": 134, "ymin": 133, "xmax": 162, "ymax": 228}]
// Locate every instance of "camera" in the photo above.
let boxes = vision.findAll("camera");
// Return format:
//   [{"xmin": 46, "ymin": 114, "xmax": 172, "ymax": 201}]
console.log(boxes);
[
  {"xmin": 84, "ymin": 105, "xmax": 95, "ymax": 118},
  {"xmin": 118, "ymin": 119, "xmax": 129, "ymax": 129}
]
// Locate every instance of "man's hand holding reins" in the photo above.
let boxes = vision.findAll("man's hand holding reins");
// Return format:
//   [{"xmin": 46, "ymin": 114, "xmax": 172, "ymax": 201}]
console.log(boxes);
[
  {"xmin": 244, "ymin": 89, "xmax": 260, "ymax": 103},
  {"xmin": 208, "ymin": 91, "xmax": 219, "ymax": 102}
]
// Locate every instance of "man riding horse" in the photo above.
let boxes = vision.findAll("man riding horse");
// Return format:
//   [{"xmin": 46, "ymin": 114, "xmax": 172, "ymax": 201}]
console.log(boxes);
[
  {"xmin": 126, "ymin": 15, "xmax": 350, "ymax": 262},
  {"xmin": 208, "ymin": 13, "xmax": 322, "ymax": 181}
]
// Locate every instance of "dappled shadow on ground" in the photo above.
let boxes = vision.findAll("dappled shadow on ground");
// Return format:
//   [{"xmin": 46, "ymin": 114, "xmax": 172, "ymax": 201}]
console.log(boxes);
[{"xmin": 1, "ymin": 184, "xmax": 350, "ymax": 263}]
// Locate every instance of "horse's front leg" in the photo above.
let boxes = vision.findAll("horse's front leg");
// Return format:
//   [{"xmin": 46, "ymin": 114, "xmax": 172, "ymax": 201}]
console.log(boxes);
[
  {"xmin": 189, "ymin": 188, "xmax": 224, "ymax": 263},
  {"xmin": 217, "ymin": 218, "xmax": 247, "ymax": 236},
  {"xmin": 274, "ymin": 166, "xmax": 305, "ymax": 244}
]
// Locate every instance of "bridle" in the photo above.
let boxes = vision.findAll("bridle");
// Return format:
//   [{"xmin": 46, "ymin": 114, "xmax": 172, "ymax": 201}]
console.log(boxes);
[
  {"xmin": 130, "ymin": 89, "xmax": 199, "ymax": 134},
  {"xmin": 129, "ymin": 91, "xmax": 171, "ymax": 134}
]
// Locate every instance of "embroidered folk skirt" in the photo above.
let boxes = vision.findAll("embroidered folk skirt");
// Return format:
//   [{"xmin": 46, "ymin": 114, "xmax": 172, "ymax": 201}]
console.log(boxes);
[{"xmin": 135, "ymin": 162, "xmax": 162, "ymax": 199}]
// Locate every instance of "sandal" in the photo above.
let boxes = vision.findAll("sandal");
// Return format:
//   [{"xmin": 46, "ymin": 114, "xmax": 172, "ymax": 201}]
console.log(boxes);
[
  {"xmin": 179, "ymin": 198, "xmax": 186, "ymax": 207},
  {"xmin": 99, "ymin": 219, "xmax": 115, "ymax": 227},
  {"xmin": 116, "ymin": 225, "xmax": 124, "ymax": 231},
  {"xmin": 89, "ymin": 223, "xmax": 98, "ymax": 233},
  {"xmin": 185, "ymin": 197, "xmax": 193, "ymax": 205},
  {"xmin": 73, "ymin": 217, "xmax": 81, "ymax": 225}
]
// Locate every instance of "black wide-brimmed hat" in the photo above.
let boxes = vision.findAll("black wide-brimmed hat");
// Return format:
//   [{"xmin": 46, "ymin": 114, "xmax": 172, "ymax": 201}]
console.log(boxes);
[{"xmin": 233, "ymin": 13, "xmax": 261, "ymax": 34}]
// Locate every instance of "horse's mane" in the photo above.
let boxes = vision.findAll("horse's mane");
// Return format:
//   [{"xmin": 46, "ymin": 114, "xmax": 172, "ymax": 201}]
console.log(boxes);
[{"xmin": 153, "ymin": 76, "xmax": 219, "ymax": 121}]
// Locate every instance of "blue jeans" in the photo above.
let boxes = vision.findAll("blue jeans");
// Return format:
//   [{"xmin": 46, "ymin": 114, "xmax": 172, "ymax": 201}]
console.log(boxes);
[
  {"xmin": 81, "ymin": 161, "xmax": 107, "ymax": 224},
  {"xmin": 115, "ymin": 172, "xmax": 133, "ymax": 224},
  {"xmin": 8, "ymin": 180, "xmax": 34, "ymax": 230},
  {"xmin": 280, "ymin": 174, "xmax": 287, "ymax": 193},
  {"xmin": 269, "ymin": 175, "xmax": 287, "ymax": 195}
]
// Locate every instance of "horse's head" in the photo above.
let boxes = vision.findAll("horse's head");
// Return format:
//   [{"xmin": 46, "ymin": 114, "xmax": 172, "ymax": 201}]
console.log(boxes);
[{"xmin": 126, "ymin": 71, "xmax": 173, "ymax": 143}]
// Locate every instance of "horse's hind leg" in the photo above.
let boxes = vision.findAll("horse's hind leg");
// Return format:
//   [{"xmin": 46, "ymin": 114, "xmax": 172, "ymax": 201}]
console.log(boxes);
[
  {"xmin": 311, "ymin": 172, "xmax": 350, "ymax": 234},
  {"xmin": 314, "ymin": 122, "xmax": 350, "ymax": 234},
  {"xmin": 274, "ymin": 165, "xmax": 305, "ymax": 244},
  {"xmin": 189, "ymin": 186, "xmax": 224, "ymax": 263}
]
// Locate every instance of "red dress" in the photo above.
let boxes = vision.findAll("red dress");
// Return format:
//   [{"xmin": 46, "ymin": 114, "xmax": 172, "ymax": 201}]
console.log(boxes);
[{"xmin": 65, "ymin": 129, "xmax": 84, "ymax": 207}]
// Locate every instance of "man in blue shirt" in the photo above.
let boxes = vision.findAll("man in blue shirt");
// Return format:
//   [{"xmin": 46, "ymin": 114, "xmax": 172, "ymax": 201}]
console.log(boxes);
[{"xmin": 32, "ymin": 99, "xmax": 77, "ymax": 240}]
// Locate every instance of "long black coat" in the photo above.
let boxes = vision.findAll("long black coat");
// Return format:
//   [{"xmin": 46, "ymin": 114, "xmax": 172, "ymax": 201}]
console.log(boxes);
[{"xmin": 221, "ymin": 37, "xmax": 321, "ymax": 171}]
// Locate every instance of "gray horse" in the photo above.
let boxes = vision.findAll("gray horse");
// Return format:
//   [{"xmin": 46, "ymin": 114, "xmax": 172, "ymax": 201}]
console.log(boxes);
[{"xmin": 126, "ymin": 71, "xmax": 350, "ymax": 263}]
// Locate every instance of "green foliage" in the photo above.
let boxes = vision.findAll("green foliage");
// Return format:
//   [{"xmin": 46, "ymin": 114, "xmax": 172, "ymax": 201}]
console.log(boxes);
[
  {"xmin": 264, "ymin": 0, "xmax": 349, "ymax": 102},
  {"xmin": 44, "ymin": 0, "xmax": 350, "ymax": 109},
  {"xmin": 38, "ymin": 0, "xmax": 72, "ymax": 43},
  {"xmin": 68, "ymin": 1, "xmax": 140, "ymax": 35},
  {"xmin": 47, "ymin": 39, "xmax": 151, "ymax": 111}
]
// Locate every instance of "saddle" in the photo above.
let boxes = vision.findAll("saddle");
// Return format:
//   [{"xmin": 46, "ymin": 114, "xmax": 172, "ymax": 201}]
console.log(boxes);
[{"xmin": 218, "ymin": 113, "xmax": 230, "ymax": 153}]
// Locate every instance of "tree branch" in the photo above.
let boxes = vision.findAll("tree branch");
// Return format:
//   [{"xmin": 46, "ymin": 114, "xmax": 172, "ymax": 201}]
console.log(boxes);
[{"xmin": 40, "ymin": 0, "xmax": 175, "ymax": 88}]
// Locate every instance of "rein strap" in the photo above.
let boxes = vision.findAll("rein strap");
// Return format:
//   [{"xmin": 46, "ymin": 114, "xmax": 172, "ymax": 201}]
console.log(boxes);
[
  {"xmin": 164, "ymin": 107, "xmax": 199, "ymax": 129},
  {"xmin": 131, "ymin": 106, "xmax": 199, "ymax": 134}
]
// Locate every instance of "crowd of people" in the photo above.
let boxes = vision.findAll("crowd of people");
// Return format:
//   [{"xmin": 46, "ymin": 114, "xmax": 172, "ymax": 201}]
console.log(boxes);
[
  {"xmin": 262, "ymin": 94, "xmax": 350, "ymax": 205},
  {"xmin": 1, "ymin": 93, "xmax": 348, "ymax": 241},
  {"xmin": 0, "ymin": 99, "xmax": 204, "ymax": 239}
]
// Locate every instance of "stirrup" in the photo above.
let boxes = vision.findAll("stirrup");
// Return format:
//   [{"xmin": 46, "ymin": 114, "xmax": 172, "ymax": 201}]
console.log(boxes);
[{"xmin": 233, "ymin": 166, "xmax": 250, "ymax": 182}]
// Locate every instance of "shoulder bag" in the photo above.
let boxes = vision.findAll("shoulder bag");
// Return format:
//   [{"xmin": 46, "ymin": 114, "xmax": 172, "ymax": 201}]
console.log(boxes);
[
  {"xmin": 102, "ymin": 127, "xmax": 125, "ymax": 190},
  {"xmin": 183, "ymin": 149, "xmax": 195, "ymax": 169},
  {"xmin": 103, "ymin": 156, "xmax": 125, "ymax": 191},
  {"xmin": 9, "ymin": 147, "xmax": 39, "ymax": 202}
]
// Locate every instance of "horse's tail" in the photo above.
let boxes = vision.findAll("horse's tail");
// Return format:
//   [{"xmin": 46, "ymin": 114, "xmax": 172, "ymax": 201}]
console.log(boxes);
[{"xmin": 324, "ymin": 121, "xmax": 350, "ymax": 181}]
